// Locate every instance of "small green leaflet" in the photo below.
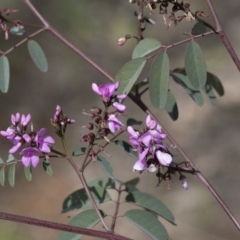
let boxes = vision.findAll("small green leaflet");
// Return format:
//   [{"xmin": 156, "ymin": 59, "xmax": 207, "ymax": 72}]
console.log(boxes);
[
  {"xmin": 191, "ymin": 22, "xmax": 206, "ymax": 35},
  {"xmin": 172, "ymin": 73, "xmax": 204, "ymax": 106},
  {"xmin": 42, "ymin": 158, "xmax": 54, "ymax": 176},
  {"xmin": 115, "ymin": 57, "xmax": 146, "ymax": 95},
  {"xmin": 72, "ymin": 147, "xmax": 87, "ymax": 156},
  {"xmin": 132, "ymin": 38, "xmax": 161, "ymax": 59},
  {"xmin": 7, "ymin": 154, "xmax": 15, "ymax": 163},
  {"xmin": 8, "ymin": 164, "xmax": 16, "ymax": 187},
  {"xmin": 0, "ymin": 56, "xmax": 10, "ymax": 93},
  {"xmin": 27, "ymin": 40, "xmax": 48, "ymax": 72},
  {"xmin": 0, "ymin": 168, "xmax": 5, "ymax": 186},
  {"xmin": 61, "ymin": 177, "xmax": 114, "ymax": 213},
  {"xmin": 165, "ymin": 89, "xmax": 178, "ymax": 121},
  {"xmin": 114, "ymin": 140, "xmax": 137, "ymax": 159},
  {"xmin": 185, "ymin": 41, "xmax": 207, "ymax": 89},
  {"xmin": 203, "ymin": 83, "xmax": 217, "ymax": 105},
  {"xmin": 124, "ymin": 209, "xmax": 169, "ymax": 240},
  {"xmin": 126, "ymin": 191, "xmax": 175, "ymax": 224},
  {"xmin": 149, "ymin": 52, "xmax": 170, "ymax": 109},
  {"xmin": 58, "ymin": 209, "xmax": 105, "ymax": 240},
  {"xmin": 207, "ymin": 72, "xmax": 224, "ymax": 96},
  {"xmin": 126, "ymin": 118, "xmax": 142, "ymax": 126},
  {"xmin": 24, "ymin": 165, "xmax": 32, "ymax": 182},
  {"xmin": 97, "ymin": 155, "xmax": 114, "ymax": 179}
]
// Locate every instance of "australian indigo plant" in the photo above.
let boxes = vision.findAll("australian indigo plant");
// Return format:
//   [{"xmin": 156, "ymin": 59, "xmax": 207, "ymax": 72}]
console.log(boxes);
[{"xmin": 0, "ymin": 0, "xmax": 239, "ymax": 240}]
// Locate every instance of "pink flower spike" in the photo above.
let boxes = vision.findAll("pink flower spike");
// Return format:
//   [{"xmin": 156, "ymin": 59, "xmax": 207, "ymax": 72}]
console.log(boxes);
[
  {"xmin": 21, "ymin": 147, "xmax": 40, "ymax": 168},
  {"xmin": 156, "ymin": 150, "xmax": 172, "ymax": 166},
  {"xmin": 112, "ymin": 102, "xmax": 126, "ymax": 112}
]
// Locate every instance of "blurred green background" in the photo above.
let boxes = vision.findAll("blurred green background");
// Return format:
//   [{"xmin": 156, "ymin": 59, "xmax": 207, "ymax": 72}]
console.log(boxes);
[{"xmin": 0, "ymin": 0, "xmax": 240, "ymax": 239}]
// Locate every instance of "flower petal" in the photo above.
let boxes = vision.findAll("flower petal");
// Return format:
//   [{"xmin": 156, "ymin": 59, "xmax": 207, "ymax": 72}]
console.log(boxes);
[
  {"xmin": 31, "ymin": 155, "xmax": 40, "ymax": 168},
  {"xmin": 156, "ymin": 151, "xmax": 172, "ymax": 166},
  {"xmin": 112, "ymin": 102, "xmax": 126, "ymax": 112},
  {"xmin": 92, "ymin": 83, "xmax": 101, "ymax": 95}
]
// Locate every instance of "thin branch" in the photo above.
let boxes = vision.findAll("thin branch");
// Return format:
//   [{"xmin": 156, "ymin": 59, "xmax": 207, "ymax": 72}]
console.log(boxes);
[
  {"xmin": 147, "ymin": 30, "xmax": 214, "ymax": 60},
  {"xmin": 205, "ymin": 0, "xmax": 240, "ymax": 72},
  {"xmin": 60, "ymin": 137, "xmax": 110, "ymax": 232},
  {"xmin": 110, "ymin": 185, "xmax": 123, "ymax": 231},
  {"xmin": 1, "ymin": 28, "xmax": 46, "ymax": 56},
  {"xmin": 0, "ymin": 211, "xmax": 132, "ymax": 240}
]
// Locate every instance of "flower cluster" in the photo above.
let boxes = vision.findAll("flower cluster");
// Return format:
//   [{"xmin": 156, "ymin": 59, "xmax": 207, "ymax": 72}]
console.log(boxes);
[
  {"xmin": 128, "ymin": 115, "xmax": 172, "ymax": 172},
  {"xmin": 0, "ymin": 113, "xmax": 55, "ymax": 168},
  {"xmin": 0, "ymin": 9, "xmax": 24, "ymax": 40},
  {"xmin": 51, "ymin": 105, "xmax": 75, "ymax": 137},
  {"xmin": 91, "ymin": 81, "xmax": 126, "ymax": 134}
]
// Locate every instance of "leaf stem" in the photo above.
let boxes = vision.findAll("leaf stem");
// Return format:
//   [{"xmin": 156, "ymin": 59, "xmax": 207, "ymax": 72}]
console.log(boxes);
[
  {"xmin": 0, "ymin": 211, "xmax": 131, "ymax": 240},
  {"xmin": 1, "ymin": 28, "xmax": 46, "ymax": 56}
]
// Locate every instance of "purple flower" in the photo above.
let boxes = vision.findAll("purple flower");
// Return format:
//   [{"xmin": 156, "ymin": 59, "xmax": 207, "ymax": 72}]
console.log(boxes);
[
  {"xmin": 133, "ymin": 148, "xmax": 148, "ymax": 171},
  {"xmin": 127, "ymin": 126, "xmax": 140, "ymax": 147},
  {"xmin": 20, "ymin": 147, "xmax": 40, "ymax": 168},
  {"xmin": 107, "ymin": 114, "xmax": 124, "ymax": 133},
  {"xmin": 112, "ymin": 102, "xmax": 126, "ymax": 112},
  {"xmin": 35, "ymin": 128, "xmax": 55, "ymax": 153},
  {"xmin": 156, "ymin": 150, "xmax": 172, "ymax": 166},
  {"xmin": 11, "ymin": 113, "xmax": 20, "ymax": 125},
  {"xmin": 92, "ymin": 82, "xmax": 119, "ymax": 102},
  {"xmin": 0, "ymin": 127, "xmax": 16, "ymax": 140},
  {"xmin": 21, "ymin": 114, "xmax": 31, "ymax": 127}
]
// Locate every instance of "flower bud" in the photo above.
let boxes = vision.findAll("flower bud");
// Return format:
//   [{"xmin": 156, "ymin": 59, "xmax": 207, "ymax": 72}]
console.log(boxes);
[{"xmin": 117, "ymin": 37, "xmax": 126, "ymax": 46}]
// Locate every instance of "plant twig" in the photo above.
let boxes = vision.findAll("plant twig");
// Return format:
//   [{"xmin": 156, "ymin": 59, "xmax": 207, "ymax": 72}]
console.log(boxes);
[
  {"xmin": 60, "ymin": 137, "xmax": 110, "ymax": 232},
  {"xmin": 0, "ymin": 211, "xmax": 132, "ymax": 240},
  {"xmin": 111, "ymin": 184, "xmax": 123, "ymax": 231},
  {"xmin": 1, "ymin": 28, "xmax": 46, "ymax": 56},
  {"xmin": 205, "ymin": 0, "xmax": 240, "ymax": 72}
]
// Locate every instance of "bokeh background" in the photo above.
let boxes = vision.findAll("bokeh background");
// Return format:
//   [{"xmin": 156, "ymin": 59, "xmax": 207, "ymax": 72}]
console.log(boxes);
[{"xmin": 0, "ymin": 0, "xmax": 240, "ymax": 239}]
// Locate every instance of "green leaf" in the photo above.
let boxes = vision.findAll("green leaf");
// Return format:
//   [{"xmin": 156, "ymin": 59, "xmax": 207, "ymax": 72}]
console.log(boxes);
[
  {"xmin": 207, "ymin": 72, "xmax": 224, "ymax": 96},
  {"xmin": 172, "ymin": 73, "xmax": 204, "ymax": 106},
  {"xmin": 126, "ymin": 192, "xmax": 175, "ymax": 224},
  {"xmin": 132, "ymin": 38, "xmax": 161, "ymax": 59},
  {"xmin": 124, "ymin": 209, "xmax": 169, "ymax": 240},
  {"xmin": 0, "ymin": 56, "xmax": 10, "ymax": 93},
  {"xmin": 115, "ymin": 58, "xmax": 146, "ymax": 95},
  {"xmin": 204, "ymin": 81, "xmax": 217, "ymax": 105},
  {"xmin": 9, "ymin": 26, "xmax": 25, "ymax": 36},
  {"xmin": 124, "ymin": 177, "xmax": 140, "ymax": 192},
  {"xmin": 0, "ymin": 158, "xmax": 4, "ymax": 164},
  {"xmin": 97, "ymin": 155, "xmax": 114, "ymax": 179},
  {"xmin": 165, "ymin": 89, "xmax": 178, "ymax": 121},
  {"xmin": 185, "ymin": 41, "xmax": 207, "ymax": 89},
  {"xmin": 61, "ymin": 177, "xmax": 114, "ymax": 213},
  {"xmin": 8, "ymin": 164, "xmax": 16, "ymax": 187},
  {"xmin": 7, "ymin": 154, "xmax": 15, "ymax": 163},
  {"xmin": 0, "ymin": 168, "xmax": 5, "ymax": 186},
  {"xmin": 149, "ymin": 52, "xmax": 170, "ymax": 109},
  {"xmin": 191, "ymin": 22, "xmax": 206, "ymax": 35},
  {"xmin": 27, "ymin": 40, "xmax": 48, "ymax": 72},
  {"xmin": 42, "ymin": 158, "xmax": 54, "ymax": 176},
  {"xmin": 114, "ymin": 140, "xmax": 137, "ymax": 159},
  {"xmin": 72, "ymin": 148, "xmax": 87, "ymax": 156},
  {"xmin": 58, "ymin": 209, "xmax": 105, "ymax": 240},
  {"xmin": 24, "ymin": 166, "xmax": 32, "ymax": 182},
  {"xmin": 126, "ymin": 118, "xmax": 142, "ymax": 126}
]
